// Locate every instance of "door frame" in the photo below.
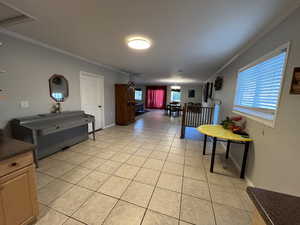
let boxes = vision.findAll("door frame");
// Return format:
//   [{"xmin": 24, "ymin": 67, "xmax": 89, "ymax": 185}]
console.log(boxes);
[{"xmin": 79, "ymin": 71, "xmax": 105, "ymax": 130}]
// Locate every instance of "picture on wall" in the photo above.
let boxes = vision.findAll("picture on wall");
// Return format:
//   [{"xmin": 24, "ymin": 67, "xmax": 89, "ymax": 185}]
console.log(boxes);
[{"xmin": 188, "ymin": 89, "xmax": 195, "ymax": 98}]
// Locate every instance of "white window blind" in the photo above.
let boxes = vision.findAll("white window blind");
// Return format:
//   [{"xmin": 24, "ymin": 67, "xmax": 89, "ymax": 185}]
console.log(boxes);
[{"xmin": 233, "ymin": 45, "xmax": 288, "ymax": 127}]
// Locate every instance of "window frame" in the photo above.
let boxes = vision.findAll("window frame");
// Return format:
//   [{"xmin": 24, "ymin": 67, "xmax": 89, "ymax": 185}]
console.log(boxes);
[
  {"xmin": 134, "ymin": 89, "xmax": 143, "ymax": 101},
  {"xmin": 170, "ymin": 89, "xmax": 181, "ymax": 102},
  {"xmin": 232, "ymin": 42, "xmax": 290, "ymax": 128}
]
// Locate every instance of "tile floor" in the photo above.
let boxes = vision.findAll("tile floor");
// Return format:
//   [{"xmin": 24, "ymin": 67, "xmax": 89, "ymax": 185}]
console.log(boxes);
[{"xmin": 35, "ymin": 110, "xmax": 254, "ymax": 225}]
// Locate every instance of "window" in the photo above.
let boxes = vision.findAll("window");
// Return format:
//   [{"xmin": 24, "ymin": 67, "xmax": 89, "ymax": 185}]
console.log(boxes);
[
  {"xmin": 233, "ymin": 44, "xmax": 289, "ymax": 127},
  {"xmin": 170, "ymin": 87, "xmax": 181, "ymax": 102},
  {"xmin": 135, "ymin": 89, "xmax": 143, "ymax": 101}
]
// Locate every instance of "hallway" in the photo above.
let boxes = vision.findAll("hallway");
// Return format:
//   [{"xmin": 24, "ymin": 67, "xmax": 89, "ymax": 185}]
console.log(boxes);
[{"xmin": 35, "ymin": 110, "xmax": 253, "ymax": 225}]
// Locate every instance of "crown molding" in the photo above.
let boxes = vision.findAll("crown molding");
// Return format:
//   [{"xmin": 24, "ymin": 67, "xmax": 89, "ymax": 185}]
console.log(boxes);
[
  {"xmin": 0, "ymin": 28, "xmax": 130, "ymax": 76},
  {"xmin": 214, "ymin": 2, "xmax": 300, "ymax": 76}
]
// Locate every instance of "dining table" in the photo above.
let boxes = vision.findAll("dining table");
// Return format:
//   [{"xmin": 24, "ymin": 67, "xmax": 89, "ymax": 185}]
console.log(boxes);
[{"xmin": 197, "ymin": 124, "xmax": 253, "ymax": 178}]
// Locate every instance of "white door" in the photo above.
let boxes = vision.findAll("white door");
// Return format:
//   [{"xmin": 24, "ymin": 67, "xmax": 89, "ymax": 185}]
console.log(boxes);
[{"xmin": 80, "ymin": 71, "xmax": 104, "ymax": 131}]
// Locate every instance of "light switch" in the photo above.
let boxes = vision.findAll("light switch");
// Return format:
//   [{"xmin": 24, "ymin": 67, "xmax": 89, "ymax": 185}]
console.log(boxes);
[{"xmin": 20, "ymin": 101, "xmax": 29, "ymax": 108}]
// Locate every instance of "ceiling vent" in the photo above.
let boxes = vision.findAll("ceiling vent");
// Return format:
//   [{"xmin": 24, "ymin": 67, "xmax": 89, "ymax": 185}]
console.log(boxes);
[{"xmin": 0, "ymin": 2, "xmax": 34, "ymax": 27}]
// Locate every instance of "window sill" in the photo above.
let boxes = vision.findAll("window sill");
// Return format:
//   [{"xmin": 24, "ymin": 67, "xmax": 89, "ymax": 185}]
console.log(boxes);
[{"xmin": 232, "ymin": 108, "xmax": 275, "ymax": 128}]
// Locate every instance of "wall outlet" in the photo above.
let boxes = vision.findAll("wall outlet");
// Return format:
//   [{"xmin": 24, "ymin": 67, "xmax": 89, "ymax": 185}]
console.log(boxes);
[{"xmin": 20, "ymin": 101, "xmax": 29, "ymax": 108}]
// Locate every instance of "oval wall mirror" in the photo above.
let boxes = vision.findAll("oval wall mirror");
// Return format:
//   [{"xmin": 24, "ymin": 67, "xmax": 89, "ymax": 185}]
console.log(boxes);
[{"xmin": 49, "ymin": 74, "xmax": 69, "ymax": 102}]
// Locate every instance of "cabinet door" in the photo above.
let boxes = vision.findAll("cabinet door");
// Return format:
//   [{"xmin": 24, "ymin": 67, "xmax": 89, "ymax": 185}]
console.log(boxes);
[
  {"xmin": 0, "ymin": 196, "xmax": 5, "ymax": 225},
  {"xmin": 0, "ymin": 165, "xmax": 38, "ymax": 225}
]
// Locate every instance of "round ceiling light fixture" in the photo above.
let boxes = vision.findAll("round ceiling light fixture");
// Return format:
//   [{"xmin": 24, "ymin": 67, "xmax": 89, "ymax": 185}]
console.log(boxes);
[{"xmin": 127, "ymin": 36, "xmax": 151, "ymax": 50}]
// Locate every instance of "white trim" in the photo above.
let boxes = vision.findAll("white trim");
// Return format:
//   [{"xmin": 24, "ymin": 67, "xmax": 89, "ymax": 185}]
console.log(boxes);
[
  {"xmin": 233, "ymin": 110, "xmax": 274, "ymax": 127},
  {"xmin": 0, "ymin": 1, "xmax": 38, "ymax": 21},
  {"xmin": 233, "ymin": 42, "xmax": 290, "ymax": 128},
  {"xmin": 80, "ymin": 71, "xmax": 105, "ymax": 130},
  {"xmin": 104, "ymin": 123, "xmax": 115, "ymax": 129},
  {"xmin": 220, "ymin": 142, "xmax": 255, "ymax": 187},
  {"xmin": 214, "ymin": 3, "xmax": 300, "ymax": 75},
  {"xmin": 238, "ymin": 42, "xmax": 290, "ymax": 73},
  {"xmin": 0, "ymin": 29, "xmax": 130, "ymax": 76}
]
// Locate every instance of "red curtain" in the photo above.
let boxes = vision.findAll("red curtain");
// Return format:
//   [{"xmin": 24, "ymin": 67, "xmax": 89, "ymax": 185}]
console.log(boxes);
[{"xmin": 146, "ymin": 86, "xmax": 167, "ymax": 109}]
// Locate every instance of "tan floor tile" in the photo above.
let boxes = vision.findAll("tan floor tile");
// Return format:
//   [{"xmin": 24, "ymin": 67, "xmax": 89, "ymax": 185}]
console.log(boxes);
[
  {"xmin": 134, "ymin": 168, "xmax": 160, "ymax": 185},
  {"xmin": 214, "ymin": 203, "xmax": 252, "ymax": 225},
  {"xmin": 98, "ymin": 176, "xmax": 131, "ymax": 198},
  {"xmin": 63, "ymin": 218, "xmax": 86, "ymax": 225},
  {"xmin": 43, "ymin": 161, "xmax": 75, "ymax": 178},
  {"xmin": 35, "ymin": 208, "xmax": 68, "ymax": 225},
  {"xmin": 114, "ymin": 164, "xmax": 140, "ymax": 179},
  {"xmin": 236, "ymin": 189, "xmax": 255, "ymax": 212},
  {"xmin": 77, "ymin": 171, "xmax": 110, "ymax": 191},
  {"xmin": 111, "ymin": 153, "xmax": 132, "ymax": 163},
  {"xmin": 121, "ymin": 181, "xmax": 154, "ymax": 207},
  {"xmin": 149, "ymin": 151, "xmax": 168, "ymax": 160},
  {"xmin": 179, "ymin": 221, "xmax": 193, "ymax": 225},
  {"xmin": 167, "ymin": 153, "xmax": 185, "ymax": 164},
  {"xmin": 38, "ymin": 179, "xmax": 74, "ymax": 205},
  {"xmin": 103, "ymin": 201, "xmax": 145, "ymax": 225},
  {"xmin": 142, "ymin": 210, "xmax": 178, "ymax": 225},
  {"xmin": 36, "ymin": 172, "xmax": 55, "ymax": 189},
  {"xmin": 210, "ymin": 185, "xmax": 244, "ymax": 210},
  {"xmin": 135, "ymin": 149, "xmax": 153, "ymax": 157},
  {"xmin": 163, "ymin": 162, "xmax": 184, "ymax": 176},
  {"xmin": 143, "ymin": 158, "xmax": 164, "ymax": 170},
  {"xmin": 64, "ymin": 152, "xmax": 92, "ymax": 165},
  {"xmin": 184, "ymin": 166, "xmax": 206, "ymax": 181},
  {"xmin": 50, "ymin": 186, "xmax": 93, "ymax": 215},
  {"xmin": 96, "ymin": 151, "xmax": 116, "ymax": 159},
  {"xmin": 96, "ymin": 160, "xmax": 122, "ymax": 174},
  {"xmin": 60, "ymin": 167, "xmax": 92, "ymax": 184},
  {"xmin": 207, "ymin": 173, "xmax": 234, "ymax": 187},
  {"xmin": 184, "ymin": 157, "xmax": 203, "ymax": 167},
  {"xmin": 180, "ymin": 195, "xmax": 215, "ymax": 225},
  {"xmin": 157, "ymin": 173, "xmax": 182, "ymax": 193},
  {"xmin": 126, "ymin": 155, "xmax": 147, "ymax": 167},
  {"xmin": 37, "ymin": 203, "xmax": 50, "ymax": 220},
  {"xmin": 73, "ymin": 193, "xmax": 117, "ymax": 224},
  {"xmin": 183, "ymin": 178, "xmax": 210, "ymax": 201},
  {"xmin": 80, "ymin": 157, "xmax": 106, "ymax": 170},
  {"xmin": 149, "ymin": 187, "xmax": 181, "ymax": 218}
]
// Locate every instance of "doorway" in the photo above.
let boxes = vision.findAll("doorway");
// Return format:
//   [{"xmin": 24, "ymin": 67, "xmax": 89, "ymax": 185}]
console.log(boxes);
[{"xmin": 80, "ymin": 71, "xmax": 104, "ymax": 132}]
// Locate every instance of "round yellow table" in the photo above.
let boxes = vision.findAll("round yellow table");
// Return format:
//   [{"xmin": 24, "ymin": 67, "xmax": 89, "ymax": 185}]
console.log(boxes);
[{"xmin": 197, "ymin": 125, "xmax": 253, "ymax": 178}]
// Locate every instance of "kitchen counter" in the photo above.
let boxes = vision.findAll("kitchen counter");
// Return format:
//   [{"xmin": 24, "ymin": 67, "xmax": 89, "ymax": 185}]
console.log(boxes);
[
  {"xmin": 247, "ymin": 187, "xmax": 300, "ymax": 225},
  {"xmin": 0, "ymin": 137, "xmax": 35, "ymax": 161}
]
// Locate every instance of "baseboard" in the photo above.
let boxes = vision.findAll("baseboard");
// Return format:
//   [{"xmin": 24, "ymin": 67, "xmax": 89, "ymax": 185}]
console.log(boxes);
[
  {"xmin": 104, "ymin": 123, "xmax": 115, "ymax": 129},
  {"xmin": 220, "ymin": 142, "xmax": 255, "ymax": 187}
]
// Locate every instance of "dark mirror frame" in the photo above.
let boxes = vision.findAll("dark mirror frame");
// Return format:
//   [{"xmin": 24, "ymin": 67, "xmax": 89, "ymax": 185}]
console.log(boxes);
[{"xmin": 49, "ymin": 74, "xmax": 69, "ymax": 102}]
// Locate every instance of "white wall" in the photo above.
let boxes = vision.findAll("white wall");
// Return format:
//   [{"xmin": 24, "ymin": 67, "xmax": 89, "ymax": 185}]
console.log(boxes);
[
  {"xmin": 0, "ymin": 33, "xmax": 129, "ymax": 129},
  {"xmin": 207, "ymin": 7, "xmax": 300, "ymax": 196}
]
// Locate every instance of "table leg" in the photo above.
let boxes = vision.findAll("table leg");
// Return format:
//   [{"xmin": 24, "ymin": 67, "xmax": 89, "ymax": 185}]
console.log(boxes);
[
  {"xmin": 32, "ymin": 130, "xmax": 39, "ymax": 168},
  {"xmin": 92, "ymin": 122, "xmax": 96, "ymax": 141},
  {"xmin": 226, "ymin": 140, "xmax": 231, "ymax": 159},
  {"xmin": 203, "ymin": 135, "xmax": 207, "ymax": 155},
  {"xmin": 240, "ymin": 142, "xmax": 250, "ymax": 179},
  {"xmin": 210, "ymin": 137, "xmax": 217, "ymax": 173}
]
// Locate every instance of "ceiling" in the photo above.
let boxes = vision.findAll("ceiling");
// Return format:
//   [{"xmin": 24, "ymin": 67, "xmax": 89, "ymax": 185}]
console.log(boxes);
[{"xmin": 0, "ymin": 0, "xmax": 299, "ymax": 84}]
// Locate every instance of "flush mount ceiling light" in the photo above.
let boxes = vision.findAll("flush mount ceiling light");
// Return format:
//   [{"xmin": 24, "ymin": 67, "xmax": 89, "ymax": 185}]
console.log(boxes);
[{"xmin": 127, "ymin": 36, "xmax": 151, "ymax": 50}]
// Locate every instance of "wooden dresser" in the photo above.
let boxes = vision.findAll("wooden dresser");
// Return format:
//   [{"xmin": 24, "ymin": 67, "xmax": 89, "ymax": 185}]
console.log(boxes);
[
  {"xmin": 0, "ymin": 138, "xmax": 38, "ymax": 225},
  {"xmin": 115, "ymin": 84, "xmax": 135, "ymax": 125}
]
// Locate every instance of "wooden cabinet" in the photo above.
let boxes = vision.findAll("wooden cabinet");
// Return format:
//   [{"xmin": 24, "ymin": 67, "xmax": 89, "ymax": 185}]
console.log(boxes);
[
  {"xmin": 0, "ymin": 152, "xmax": 38, "ymax": 225},
  {"xmin": 115, "ymin": 84, "xmax": 135, "ymax": 125}
]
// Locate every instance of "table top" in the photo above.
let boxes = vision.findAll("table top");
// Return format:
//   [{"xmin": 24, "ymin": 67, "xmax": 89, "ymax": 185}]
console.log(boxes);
[
  {"xmin": 197, "ymin": 125, "xmax": 253, "ymax": 142},
  {"xmin": 247, "ymin": 187, "xmax": 300, "ymax": 225}
]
